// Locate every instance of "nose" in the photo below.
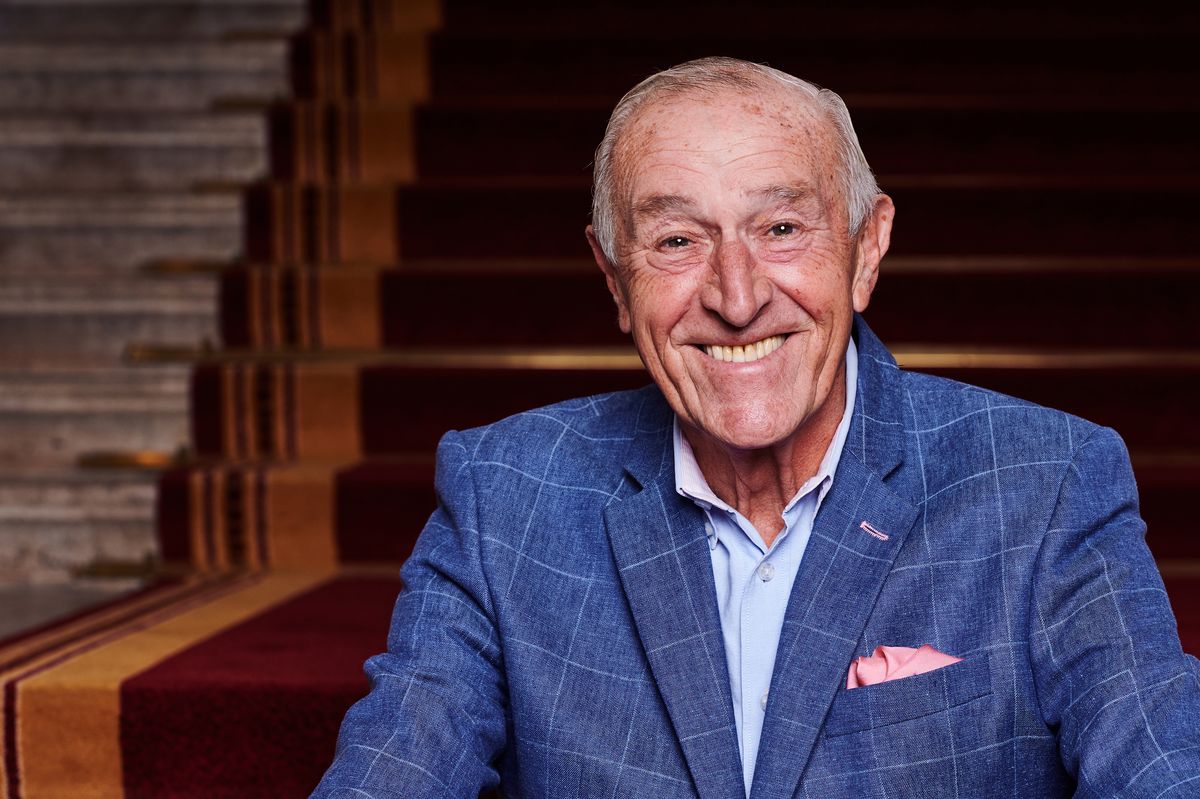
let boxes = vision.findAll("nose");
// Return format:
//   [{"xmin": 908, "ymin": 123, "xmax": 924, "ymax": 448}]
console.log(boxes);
[{"xmin": 700, "ymin": 238, "xmax": 771, "ymax": 328}]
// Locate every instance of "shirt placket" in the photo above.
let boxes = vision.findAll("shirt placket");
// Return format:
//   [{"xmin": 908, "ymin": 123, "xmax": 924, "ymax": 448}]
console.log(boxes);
[{"xmin": 732, "ymin": 513, "xmax": 784, "ymax": 767}]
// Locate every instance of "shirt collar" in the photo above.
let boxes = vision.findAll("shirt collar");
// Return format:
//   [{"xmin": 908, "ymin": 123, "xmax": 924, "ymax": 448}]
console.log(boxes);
[{"xmin": 672, "ymin": 336, "xmax": 858, "ymax": 530}]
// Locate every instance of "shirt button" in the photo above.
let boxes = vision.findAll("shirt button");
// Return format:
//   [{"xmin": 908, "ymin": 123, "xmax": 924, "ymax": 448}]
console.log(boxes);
[
  {"xmin": 760, "ymin": 690, "xmax": 769, "ymax": 711},
  {"xmin": 757, "ymin": 561, "xmax": 776, "ymax": 582}
]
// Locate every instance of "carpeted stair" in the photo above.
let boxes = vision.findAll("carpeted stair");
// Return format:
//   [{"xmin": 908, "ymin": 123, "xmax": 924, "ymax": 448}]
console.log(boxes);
[{"xmin": 2, "ymin": 1, "xmax": 1199, "ymax": 796}]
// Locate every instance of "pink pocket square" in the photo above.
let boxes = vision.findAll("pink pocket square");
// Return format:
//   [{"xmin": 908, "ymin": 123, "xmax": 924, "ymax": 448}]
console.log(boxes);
[{"xmin": 846, "ymin": 644, "xmax": 963, "ymax": 689}]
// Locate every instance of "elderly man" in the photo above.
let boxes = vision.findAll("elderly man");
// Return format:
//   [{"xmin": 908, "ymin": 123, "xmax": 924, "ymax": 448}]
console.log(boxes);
[{"xmin": 312, "ymin": 58, "xmax": 1200, "ymax": 798}]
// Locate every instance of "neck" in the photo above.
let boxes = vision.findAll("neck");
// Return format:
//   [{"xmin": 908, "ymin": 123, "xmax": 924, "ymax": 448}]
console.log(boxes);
[{"xmin": 682, "ymin": 362, "xmax": 847, "ymax": 548}]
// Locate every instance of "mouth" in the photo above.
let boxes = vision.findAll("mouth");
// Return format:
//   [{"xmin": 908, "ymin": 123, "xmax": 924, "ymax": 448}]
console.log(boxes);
[{"xmin": 699, "ymin": 334, "xmax": 789, "ymax": 364}]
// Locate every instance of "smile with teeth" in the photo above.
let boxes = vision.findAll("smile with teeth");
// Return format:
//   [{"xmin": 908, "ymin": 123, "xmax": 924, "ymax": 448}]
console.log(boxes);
[{"xmin": 701, "ymin": 334, "xmax": 788, "ymax": 363}]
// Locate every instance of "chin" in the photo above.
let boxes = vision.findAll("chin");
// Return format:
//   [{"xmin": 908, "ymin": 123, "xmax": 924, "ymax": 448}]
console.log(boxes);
[{"xmin": 697, "ymin": 405, "xmax": 799, "ymax": 452}]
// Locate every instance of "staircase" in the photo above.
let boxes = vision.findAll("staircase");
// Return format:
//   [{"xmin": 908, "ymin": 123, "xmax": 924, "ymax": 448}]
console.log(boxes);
[
  {"xmin": 2, "ymin": 1, "xmax": 1198, "ymax": 796},
  {"xmin": 0, "ymin": 0, "xmax": 304, "ymax": 586}
]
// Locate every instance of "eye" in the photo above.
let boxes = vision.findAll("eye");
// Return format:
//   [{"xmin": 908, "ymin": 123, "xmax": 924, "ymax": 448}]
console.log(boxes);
[
  {"xmin": 660, "ymin": 235, "xmax": 692, "ymax": 248},
  {"xmin": 768, "ymin": 223, "xmax": 797, "ymax": 237}
]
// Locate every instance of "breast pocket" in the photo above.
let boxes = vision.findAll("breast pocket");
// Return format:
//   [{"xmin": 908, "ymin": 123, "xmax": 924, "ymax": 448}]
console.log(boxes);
[{"xmin": 822, "ymin": 651, "xmax": 993, "ymax": 738}]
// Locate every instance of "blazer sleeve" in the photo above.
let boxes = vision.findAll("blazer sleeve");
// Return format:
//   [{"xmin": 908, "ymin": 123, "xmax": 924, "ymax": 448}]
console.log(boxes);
[
  {"xmin": 311, "ymin": 430, "xmax": 507, "ymax": 799},
  {"xmin": 1029, "ymin": 425, "xmax": 1200, "ymax": 797}
]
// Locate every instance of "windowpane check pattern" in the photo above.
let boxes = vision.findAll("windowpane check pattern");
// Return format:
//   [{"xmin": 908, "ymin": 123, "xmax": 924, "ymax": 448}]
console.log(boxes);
[{"xmin": 312, "ymin": 319, "xmax": 1200, "ymax": 799}]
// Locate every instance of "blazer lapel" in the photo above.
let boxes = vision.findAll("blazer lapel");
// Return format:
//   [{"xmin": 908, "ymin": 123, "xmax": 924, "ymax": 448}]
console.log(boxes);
[
  {"xmin": 749, "ymin": 456, "xmax": 917, "ymax": 799},
  {"xmin": 750, "ymin": 318, "xmax": 919, "ymax": 799},
  {"xmin": 605, "ymin": 412, "xmax": 744, "ymax": 799}
]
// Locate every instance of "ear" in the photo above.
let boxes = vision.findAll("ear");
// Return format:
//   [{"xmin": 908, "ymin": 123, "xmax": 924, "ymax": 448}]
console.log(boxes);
[
  {"xmin": 586, "ymin": 224, "xmax": 632, "ymax": 333},
  {"xmin": 851, "ymin": 194, "xmax": 894, "ymax": 314}
]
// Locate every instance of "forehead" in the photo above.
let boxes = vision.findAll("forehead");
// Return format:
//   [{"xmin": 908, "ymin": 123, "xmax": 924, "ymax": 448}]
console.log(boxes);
[{"xmin": 615, "ymin": 84, "xmax": 839, "ymax": 208}]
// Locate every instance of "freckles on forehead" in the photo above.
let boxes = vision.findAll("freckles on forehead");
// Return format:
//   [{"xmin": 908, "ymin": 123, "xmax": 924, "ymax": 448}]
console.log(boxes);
[
  {"xmin": 609, "ymin": 85, "xmax": 851, "ymax": 244},
  {"xmin": 618, "ymin": 89, "xmax": 836, "ymax": 187}
]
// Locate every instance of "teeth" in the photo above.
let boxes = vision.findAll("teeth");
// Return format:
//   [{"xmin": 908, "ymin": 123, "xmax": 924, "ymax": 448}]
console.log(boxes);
[{"xmin": 703, "ymin": 335, "xmax": 786, "ymax": 363}]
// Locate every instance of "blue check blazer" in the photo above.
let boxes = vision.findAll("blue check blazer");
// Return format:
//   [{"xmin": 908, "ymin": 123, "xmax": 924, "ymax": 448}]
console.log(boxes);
[{"xmin": 313, "ymin": 318, "xmax": 1200, "ymax": 799}]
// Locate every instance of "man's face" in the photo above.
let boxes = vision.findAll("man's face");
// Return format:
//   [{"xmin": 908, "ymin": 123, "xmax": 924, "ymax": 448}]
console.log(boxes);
[{"xmin": 589, "ymin": 85, "xmax": 892, "ymax": 452}]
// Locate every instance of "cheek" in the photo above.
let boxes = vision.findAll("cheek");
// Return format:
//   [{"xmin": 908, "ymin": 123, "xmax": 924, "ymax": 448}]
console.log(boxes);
[
  {"xmin": 771, "ymin": 250, "xmax": 856, "ymax": 318},
  {"xmin": 624, "ymin": 272, "xmax": 699, "ymax": 338}
]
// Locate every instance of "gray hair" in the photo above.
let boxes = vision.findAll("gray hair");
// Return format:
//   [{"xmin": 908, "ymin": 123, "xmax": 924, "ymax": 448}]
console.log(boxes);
[{"xmin": 590, "ymin": 56, "xmax": 880, "ymax": 265}]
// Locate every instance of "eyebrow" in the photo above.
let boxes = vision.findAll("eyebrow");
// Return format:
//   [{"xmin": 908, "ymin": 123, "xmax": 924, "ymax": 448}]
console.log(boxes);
[
  {"xmin": 630, "ymin": 194, "xmax": 696, "ymax": 221},
  {"xmin": 628, "ymin": 184, "xmax": 820, "ymax": 226},
  {"xmin": 749, "ymin": 184, "xmax": 818, "ymax": 206}
]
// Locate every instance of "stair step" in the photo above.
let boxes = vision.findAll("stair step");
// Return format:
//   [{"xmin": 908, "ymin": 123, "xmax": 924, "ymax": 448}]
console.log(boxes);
[
  {"xmin": 177, "ymin": 350, "xmax": 1200, "ymax": 460},
  {"xmin": 0, "ymin": 275, "xmax": 216, "ymax": 368},
  {"xmin": 422, "ymin": 32, "xmax": 1199, "ymax": 104},
  {"xmin": 0, "ymin": 112, "xmax": 267, "ymax": 191},
  {"xmin": 2, "ymin": 566, "xmax": 1193, "ymax": 797},
  {"xmin": 439, "ymin": 1, "xmax": 1200, "ymax": 38},
  {"xmin": 243, "ymin": 182, "xmax": 1200, "ymax": 263},
  {"xmin": 0, "ymin": 0, "xmax": 306, "ymax": 40},
  {"xmin": 0, "ymin": 192, "xmax": 242, "ymax": 273},
  {"xmin": 404, "ymin": 103, "xmax": 1200, "ymax": 181},
  {"xmin": 274, "ymin": 99, "xmax": 1200, "ymax": 184},
  {"xmin": 0, "ymin": 467, "xmax": 157, "ymax": 583},
  {"xmin": 0, "ymin": 41, "xmax": 289, "ymax": 111},
  {"xmin": 157, "ymin": 451, "xmax": 1200, "ymax": 571},
  {"xmin": 312, "ymin": 0, "xmax": 439, "ymax": 32},
  {"xmin": 218, "ymin": 260, "xmax": 1200, "ymax": 351},
  {"xmin": 0, "ymin": 571, "xmax": 397, "ymax": 797},
  {"xmin": 0, "ymin": 368, "xmax": 190, "ymax": 466},
  {"xmin": 424, "ymin": 31, "xmax": 1200, "ymax": 103},
  {"xmin": 0, "ymin": 579, "xmax": 140, "ymax": 635}
]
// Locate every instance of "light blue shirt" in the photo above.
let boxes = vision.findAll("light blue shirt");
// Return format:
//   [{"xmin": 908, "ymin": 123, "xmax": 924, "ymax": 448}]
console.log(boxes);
[{"xmin": 672, "ymin": 337, "xmax": 857, "ymax": 796}]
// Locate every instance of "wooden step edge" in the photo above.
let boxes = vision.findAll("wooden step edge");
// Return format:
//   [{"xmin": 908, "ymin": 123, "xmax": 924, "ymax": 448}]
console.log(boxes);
[
  {"xmin": 123, "ymin": 343, "xmax": 1200, "ymax": 370},
  {"xmin": 894, "ymin": 348, "xmax": 1200, "ymax": 370},
  {"xmin": 78, "ymin": 450, "xmax": 185, "ymax": 471},
  {"xmin": 126, "ymin": 344, "xmax": 641, "ymax": 368},
  {"xmin": 157, "ymin": 451, "xmax": 436, "ymax": 472}
]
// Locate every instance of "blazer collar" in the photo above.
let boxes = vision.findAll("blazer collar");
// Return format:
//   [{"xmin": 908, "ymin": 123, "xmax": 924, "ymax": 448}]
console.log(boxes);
[
  {"xmin": 606, "ymin": 316, "xmax": 917, "ymax": 799},
  {"xmin": 847, "ymin": 315, "xmax": 908, "ymax": 484}
]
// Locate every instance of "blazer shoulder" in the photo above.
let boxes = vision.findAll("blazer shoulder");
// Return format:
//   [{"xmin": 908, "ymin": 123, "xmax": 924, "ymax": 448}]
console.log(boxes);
[
  {"xmin": 445, "ymin": 385, "xmax": 660, "ymax": 476},
  {"xmin": 896, "ymin": 367, "xmax": 1104, "ymax": 459}
]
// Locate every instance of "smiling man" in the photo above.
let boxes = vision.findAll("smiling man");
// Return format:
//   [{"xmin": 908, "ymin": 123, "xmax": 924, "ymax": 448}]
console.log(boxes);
[{"xmin": 312, "ymin": 58, "xmax": 1200, "ymax": 799}]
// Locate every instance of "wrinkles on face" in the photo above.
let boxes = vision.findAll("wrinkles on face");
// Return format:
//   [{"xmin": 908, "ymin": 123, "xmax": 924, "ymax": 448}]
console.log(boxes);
[{"xmin": 603, "ymin": 85, "xmax": 866, "ymax": 465}]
